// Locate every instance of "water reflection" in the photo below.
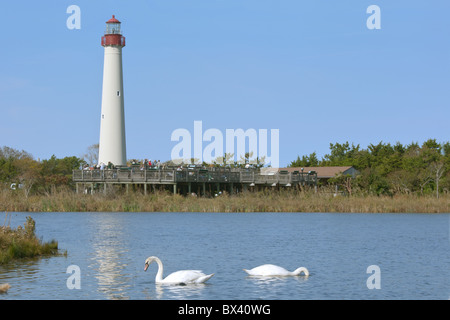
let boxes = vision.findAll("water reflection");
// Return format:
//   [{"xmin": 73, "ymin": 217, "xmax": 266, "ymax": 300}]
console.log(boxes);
[
  {"xmin": 0, "ymin": 259, "xmax": 51, "ymax": 298},
  {"xmin": 0, "ymin": 260, "xmax": 41, "ymax": 280},
  {"xmin": 245, "ymin": 275, "xmax": 310, "ymax": 299},
  {"xmin": 88, "ymin": 214, "xmax": 131, "ymax": 299},
  {"xmin": 245, "ymin": 275, "xmax": 309, "ymax": 286},
  {"xmin": 153, "ymin": 283, "xmax": 208, "ymax": 300}
]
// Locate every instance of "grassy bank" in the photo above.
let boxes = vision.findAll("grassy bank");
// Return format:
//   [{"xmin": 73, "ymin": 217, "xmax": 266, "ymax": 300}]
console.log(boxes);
[
  {"xmin": 0, "ymin": 189, "xmax": 448, "ymax": 213},
  {"xmin": 0, "ymin": 215, "xmax": 60, "ymax": 264}
]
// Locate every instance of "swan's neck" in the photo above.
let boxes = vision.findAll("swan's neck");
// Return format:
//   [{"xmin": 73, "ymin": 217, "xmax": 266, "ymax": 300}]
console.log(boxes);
[
  {"xmin": 293, "ymin": 267, "xmax": 309, "ymax": 276},
  {"xmin": 153, "ymin": 257, "xmax": 164, "ymax": 282}
]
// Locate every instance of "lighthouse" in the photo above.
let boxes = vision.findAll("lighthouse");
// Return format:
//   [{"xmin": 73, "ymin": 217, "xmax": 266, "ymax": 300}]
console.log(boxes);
[{"xmin": 98, "ymin": 15, "xmax": 127, "ymax": 167}]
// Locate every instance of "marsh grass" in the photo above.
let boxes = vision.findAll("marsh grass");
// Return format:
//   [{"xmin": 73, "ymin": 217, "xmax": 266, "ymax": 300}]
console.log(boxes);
[
  {"xmin": 0, "ymin": 188, "xmax": 448, "ymax": 213},
  {"xmin": 0, "ymin": 214, "xmax": 60, "ymax": 264}
]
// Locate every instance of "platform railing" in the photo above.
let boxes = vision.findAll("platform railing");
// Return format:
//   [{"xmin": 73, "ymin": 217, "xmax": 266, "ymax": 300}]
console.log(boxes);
[{"xmin": 73, "ymin": 168, "xmax": 317, "ymax": 185}]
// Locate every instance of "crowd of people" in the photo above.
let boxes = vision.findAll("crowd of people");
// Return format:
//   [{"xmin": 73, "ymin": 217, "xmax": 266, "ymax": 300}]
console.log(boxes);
[
  {"xmin": 83, "ymin": 159, "xmax": 163, "ymax": 170},
  {"xmin": 82, "ymin": 159, "xmax": 255, "ymax": 171},
  {"xmin": 139, "ymin": 159, "xmax": 162, "ymax": 170},
  {"xmin": 83, "ymin": 161, "xmax": 115, "ymax": 170}
]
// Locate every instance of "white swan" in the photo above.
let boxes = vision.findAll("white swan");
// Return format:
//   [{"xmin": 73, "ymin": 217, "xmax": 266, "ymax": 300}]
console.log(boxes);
[
  {"xmin": 144, "ymin": 256, "xmax": 214, "ymax": 285},
  {"xmin": 243, "ymin": 264, "xmax": 309, "ymax": 277}
]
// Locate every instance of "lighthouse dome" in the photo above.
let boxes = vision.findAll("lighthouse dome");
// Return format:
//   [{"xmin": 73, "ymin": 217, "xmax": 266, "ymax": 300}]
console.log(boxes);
[
  {"xmin": 104, "ymin": 15, "xmax": 122, "ymax": 36},
  {"xmin": 106, "ymin": 15, "xmax": 121, "ymax": 24}
]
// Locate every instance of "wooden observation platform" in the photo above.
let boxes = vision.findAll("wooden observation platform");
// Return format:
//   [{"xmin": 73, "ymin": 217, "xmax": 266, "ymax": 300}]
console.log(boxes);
[{"xmin": 73, "ymin": 167, "xmax": 318, "ymax": 195}]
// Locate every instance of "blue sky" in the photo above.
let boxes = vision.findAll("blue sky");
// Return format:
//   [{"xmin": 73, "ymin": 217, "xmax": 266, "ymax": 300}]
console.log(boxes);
[{"xmin": 1, "ymin": 0, "xmax": 449, "ymax": 166}]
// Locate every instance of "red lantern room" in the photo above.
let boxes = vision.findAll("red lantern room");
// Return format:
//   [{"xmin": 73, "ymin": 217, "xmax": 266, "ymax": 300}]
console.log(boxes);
[{"xmin": 101, "ymin": 15, "xmax": 126, "ymax": 47}]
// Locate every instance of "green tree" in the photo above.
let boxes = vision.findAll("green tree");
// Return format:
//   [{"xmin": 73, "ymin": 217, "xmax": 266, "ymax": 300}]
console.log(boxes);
[
  {"xmin": 288, "ymin": 139, "xmax": 449, "ymax": 196},
  {"xmin": 322, "ymin": 142, "xmax": 360, "ymax": 167},
  {"xmin": 288, "ymin": 152, "xmax": 319, "ymax": 167},
  {"xmin": 40, "ymin": 155, "xmax": 85, "ymax": 193},
  {"xmin": 14, "ymin": 157, "xmax": 42, "ymax": 198}
]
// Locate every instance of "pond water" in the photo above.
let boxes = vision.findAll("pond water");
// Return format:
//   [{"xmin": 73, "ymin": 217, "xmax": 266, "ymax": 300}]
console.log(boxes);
[{"xmin": 0, "ymin": 212, "xmax": 449, "ymax": 300}]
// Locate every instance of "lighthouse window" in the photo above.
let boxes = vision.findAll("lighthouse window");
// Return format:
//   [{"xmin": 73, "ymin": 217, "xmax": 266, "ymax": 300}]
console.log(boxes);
[{"xmin": 117, "ymin": 91, "xmax": 120, "ymax": 96}]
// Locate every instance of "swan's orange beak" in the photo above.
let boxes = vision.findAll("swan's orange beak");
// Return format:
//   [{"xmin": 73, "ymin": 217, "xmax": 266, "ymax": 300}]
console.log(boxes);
[{"xmin": 144, "ymin": 263, "xmax": 149, "ymax": 271}]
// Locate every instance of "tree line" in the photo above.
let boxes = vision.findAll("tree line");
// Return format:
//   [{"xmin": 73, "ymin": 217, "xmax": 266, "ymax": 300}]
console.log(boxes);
[
  {"xmin": 1, "ymin": 139, "xmax": 449, "ymax": 197},
  {"xmin": 289, "ymin": 139, "xmax": 450, "ymax": 197},
  {"xmin": 0, "ymin": 146, "xmax": 85, "ymax": 197}
]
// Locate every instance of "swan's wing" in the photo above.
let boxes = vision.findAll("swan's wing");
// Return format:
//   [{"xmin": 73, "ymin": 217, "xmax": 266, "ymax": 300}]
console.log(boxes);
[
  {"xmin": 163, "ymin": 270, "xmax": 207, "ymax": 284},
  {"xmin": 194, "ymin": 273, "xmax": 214, "ymax": 284},
  {"xmin": 247, "ymin": 264, "xmax": 290, "ymax": 276}
]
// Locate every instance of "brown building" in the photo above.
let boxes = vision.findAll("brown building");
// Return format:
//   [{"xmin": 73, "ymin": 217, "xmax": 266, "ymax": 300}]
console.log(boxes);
[{"xmin": 278, "ymin": 166, "xmax": 358, "ymax": 183}]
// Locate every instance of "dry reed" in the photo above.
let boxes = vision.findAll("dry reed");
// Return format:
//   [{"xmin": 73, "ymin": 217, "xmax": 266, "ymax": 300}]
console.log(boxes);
[
  {"xmin": 0, "ymin": 214, "xmax": 60, "ymax": 264},
  {"xmin": 0, "ymin": 188, "xmax": 448, "ymax": 213}
]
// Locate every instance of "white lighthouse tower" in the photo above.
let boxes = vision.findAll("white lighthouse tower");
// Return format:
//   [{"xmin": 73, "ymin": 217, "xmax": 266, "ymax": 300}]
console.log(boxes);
[{"xmin": 98, "ymin": 15, "xmax": 127, "ymax": 167}]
